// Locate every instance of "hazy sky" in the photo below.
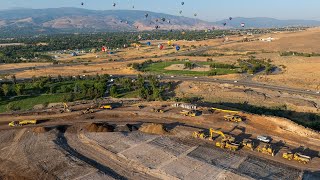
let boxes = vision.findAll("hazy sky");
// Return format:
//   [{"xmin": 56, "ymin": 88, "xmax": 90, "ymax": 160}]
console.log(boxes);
[{"xmin": 1, "ymin": 0, "xmax": 320, "ymax": 21}]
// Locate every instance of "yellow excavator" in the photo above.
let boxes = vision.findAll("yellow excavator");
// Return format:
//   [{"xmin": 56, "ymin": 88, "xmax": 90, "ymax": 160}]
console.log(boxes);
[
  {"xmin": 60, "ymin": 103, "xmax": 72, "ymax": 113},
  {"xmin": 192, "ymin": 131, "xmax": 207, "ymax": 140},
  {"xmin": 180, "ymin": 110, "xmax": 197, "ymax": 117},
  {"xmin": 282, "ymin": 152, "xmax": 311, "ymax": 164},
  {"xmin": 257, "ymin": 144, "xmax": 275, "ymax": 156},
  {"xmin": 224, "ymin": 115, "xmax": 243, "ymax": 122},
  {"xmin": 9, "ymin": 120, "xmax": 37, "ymax": 127},
  {"xmin": 210, "ymin": 129, "xmax": 240, "ymax": 151}
]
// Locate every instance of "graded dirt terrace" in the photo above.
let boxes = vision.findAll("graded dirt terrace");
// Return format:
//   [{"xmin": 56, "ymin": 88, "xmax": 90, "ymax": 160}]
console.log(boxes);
[{"xmin": 0, "ymin": 101, "xmax": 319, "ymax": 179}]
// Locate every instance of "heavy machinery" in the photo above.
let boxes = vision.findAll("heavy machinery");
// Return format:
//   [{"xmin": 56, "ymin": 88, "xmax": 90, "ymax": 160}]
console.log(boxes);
[
  {"xmin": 180, "ymin": 110, "xmax": 197, "ymax": 117},
  {"xmin": 210, "ymin": 129, "xmax": 240, "ymax": 151},
  {"xmin": 9, "ymin": 120, "xmax": 37, "ymax": 127},
  {"xmin": 210, "ymin": 107, "xmax": 239, "ymax": 114},
  {"xmin": 100, "ymin": 105, "xmax": 113, "ymax": 109},
  {"xmin": 60, "ymin": 103, "xmax": 72, "ymax": 113},
  {"xmin": 282, "ymin": 152, "xmax": 311, "ymax": 164},
  {"xmin": 224, "ymin": 115, "xmax": 243, "ymax": 122},
  {"xmin": 192, "ymin": 131, "xmax": 207, "ymax": 140},
  {"xmin": 81, "ymin": 108, "xmax": 94, "ymax": 114},
  {"xmin": 257, "ymin": 144, "xmax": 275, "ymax": 156},
  {"xmin": 151, "ymin": 108, "xmax": 164, "ymax": 113},
  {"xmin": 242, "ymin": 139, "xmax": 254, "ymax": 151}
]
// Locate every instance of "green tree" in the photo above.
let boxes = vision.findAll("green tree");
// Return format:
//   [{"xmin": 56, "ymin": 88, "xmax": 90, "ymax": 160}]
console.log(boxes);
[
  {"xmin": 110, "ymin": 85, "xmax": 118, "ymax": 98},
  {"xmin": 1, "ymin": 84, "xmax": 10, "ymax": 96},
  {"xmin": 14, "ymin": 84, "xmax": 24, "ymax": 96}
]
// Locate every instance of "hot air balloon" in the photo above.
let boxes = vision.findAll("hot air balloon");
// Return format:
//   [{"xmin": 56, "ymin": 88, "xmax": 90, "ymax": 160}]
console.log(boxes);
[
  {"xmin": 81, "ymin": 2, "xmax": 84, "ymax": 6},
  {"xmin": 112, "ymin": 3, "xmax": 116, "ymax": 7},
  {"xmin": 145, "ymin": 13, "xmax": 149, "ymax": 18},
  {"xmin": 147, "ymin": 42, "xmax": 151, "ymax": 46},
  {"xmin": 167, "ymin": 40, "xmax": 173, "ymax": 46},
  {"xmin": 161, "ymin": 18, "xmax": 166, "ymax": 22},
  {"xmin": 194, "ymin": 13, "xmax": 197, "ymax": 17},
  {"xmin": 181, "ymin": 2, "xmax": 184, "ymax": 5},
  {"xmin": 155, "ymin": 25, "xmax": 160, "ymax": 29},
  {"xmin": 176, "ymin": 45, "xmax": 181, "ymax": 51},
  {"xmin": 241, "ymin": 23, "xmax": 245, "ymax": 27},
  {"xmin": 179, "ymin": 10, "xmax": 183, "ymax": 14},
  {"xmin": 229, "ymin": 17, "xmax": 233, "ymax": 20},
  {"xmin": 158, "ymin": 44, "xmax": 164, "ymax": 50},
  {"xmin": 223, "ymin": 22, "xmax": 227, "ymax": 26}
]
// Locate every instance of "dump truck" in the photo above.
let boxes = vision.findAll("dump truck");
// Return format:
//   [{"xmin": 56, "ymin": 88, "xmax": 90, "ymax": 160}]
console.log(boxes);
[
  {"xmin": 242, "ymin": 139, "xmax": 254, "ymax": 151},
  {"xmin": 100, "ymin": 105, "xmax": 113, "ymax": 109},
  {"xmin": 224, "ymin": 115, "xmax": 243, "ymax": 122},
  {"xmin": 180, "ymin": 110, "xmax": 197, "ymax": 117},
  {"xmin": 257, "ymin": 144, "xmax": 275, "ymax": 156},
  {"xmin": 282, "ymin": 152, "xmax": 311, "ymax": 164},
  {"xmin": 151, "ymin": 108, "xmax": 164, "ymax": 113},
  {"xmin": 81, "ymin": 108, "xmax": 94, "ymax": 114},
  {"xmin": 9, "ymin": 120, "xmax": 37, "ymax": 127}
]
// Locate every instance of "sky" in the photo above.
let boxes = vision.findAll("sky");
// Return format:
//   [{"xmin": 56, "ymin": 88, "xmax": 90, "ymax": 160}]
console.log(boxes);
[{"xmin": 1, "ymin": 0, "xmax": 320, "ymax": 21}]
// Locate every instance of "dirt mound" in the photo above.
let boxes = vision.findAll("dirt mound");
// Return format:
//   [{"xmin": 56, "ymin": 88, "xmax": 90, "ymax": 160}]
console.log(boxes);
[
  {"xmin": 85, "ymin": 123, "xmax": 115, "ymax": 133},
  {"xmin": 33, "ymin": 127, "xmax": 50, "ymax": 133},
  {"xmin": 139, "ymin": 123, "xmax": 168, "ymax": 135}
]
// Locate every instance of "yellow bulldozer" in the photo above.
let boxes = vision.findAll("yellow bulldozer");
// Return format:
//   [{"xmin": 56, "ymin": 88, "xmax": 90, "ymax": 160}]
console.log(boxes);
[
  {"xmin": 242, "ymin": 139, "xmax": 254, "ymax": 151},
  {"xmin": 282, "ymin": 152, "xmax": 311, "ymax": 164},
  {"xmin": 151, "ymin": 108, "xmax": 164, "ymax": 113},
  {"xmin": 192, "ymin": 131, "xmax": 207, "ymax": 140},
  {"xmin": 257, "ymin": 144, "xmax": 275, "ymax": 156},
  {"xmin": 100, "ymin": 105, "xmax": 113, "ymax": 110},
  {"xmin": 224, "ymin": 115, "xmax": 243, "ymax": 122},
  {"xmin": 180, "ymin": 110, "xmax": 197, "ymax": 117},
  {"xmin": 9, "ymin": 120, "xmax": 37, "ymax": 127},
  {"xmin": 81, "ymin": 108, "xmax": 95, "ymax": 114}
]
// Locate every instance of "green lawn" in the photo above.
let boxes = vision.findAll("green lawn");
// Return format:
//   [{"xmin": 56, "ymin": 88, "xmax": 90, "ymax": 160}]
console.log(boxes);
[
  {"xmin": 143, "ymin": 61, "xmax": 237, "ymax": 76},
  {"xmin": 0, "ymin": 94, "xmax": 65, "ymax": 113}
]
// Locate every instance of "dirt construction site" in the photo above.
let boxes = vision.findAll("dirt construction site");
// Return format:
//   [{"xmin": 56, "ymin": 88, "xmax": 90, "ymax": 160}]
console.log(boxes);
[{"xmin": 0, "ymin": 100, "xmax": 319, "ymax": 180}]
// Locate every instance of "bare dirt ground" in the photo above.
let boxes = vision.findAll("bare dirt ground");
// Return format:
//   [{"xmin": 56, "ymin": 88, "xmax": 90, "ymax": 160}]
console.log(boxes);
[
  {"xmin": 0, "ymin": 101, "xmax": 319, "ymax": 179},
  {"xmin": 175, "ymin": 81, "xmax": 320, "ymax": 113}
]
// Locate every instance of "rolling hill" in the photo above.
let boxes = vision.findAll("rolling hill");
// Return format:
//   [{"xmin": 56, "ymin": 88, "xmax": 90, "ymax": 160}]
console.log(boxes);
[{"xmin": 0, "ymin": 7, "xmax": 320, "ymax": 36}]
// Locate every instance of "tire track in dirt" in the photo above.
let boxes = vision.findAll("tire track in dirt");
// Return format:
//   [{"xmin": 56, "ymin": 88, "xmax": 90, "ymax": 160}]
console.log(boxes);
[{"xmin": 53, "ymin": 131, "xmax": 127, "ymax": 180}]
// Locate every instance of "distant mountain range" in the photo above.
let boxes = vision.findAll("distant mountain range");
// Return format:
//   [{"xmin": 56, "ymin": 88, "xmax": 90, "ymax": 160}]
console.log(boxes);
[{"xmin": 0, "ymin": 7, "xmax": 320, "ymax": 36}]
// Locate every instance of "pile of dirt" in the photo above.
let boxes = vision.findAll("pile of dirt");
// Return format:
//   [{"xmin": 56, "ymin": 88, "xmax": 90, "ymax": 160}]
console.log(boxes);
[
  {"xmin": 33, "ymin": 127, "xmax": 50, "ymax": 133},
  {"xmin": 85, "ymin": 123, "xmax": 115, "ymax": 132},
  {"xmin": 139, "ymin": 123, "xmax": 168, "ymax": 135}
]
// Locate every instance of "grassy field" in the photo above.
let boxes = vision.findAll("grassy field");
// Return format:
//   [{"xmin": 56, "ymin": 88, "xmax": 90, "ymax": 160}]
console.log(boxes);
[
  {"xmin": 0, "ymin": 94, "xmax": 65, "ymax": 113},
  {"xmin": 143, "ymin": 61, "xmax": 238, "ymax": 76}
]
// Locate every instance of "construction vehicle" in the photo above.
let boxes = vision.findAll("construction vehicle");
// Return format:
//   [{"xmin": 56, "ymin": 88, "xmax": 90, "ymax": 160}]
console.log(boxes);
[
  {"xmin": 100, "ymin": 105, "xmax": 113, "ymax": 109},
  {"xmin": 282, "ymin": 152, "xmax": 311, "ymax": 164},
  {"xmin": 209, "ymin": 129, "xmax": 240, "ymax": 151},
  {"xmin": 210, "ymin": 107, "xmax": 239, "ymax": 114},
  {"xmin": 242, "ymin": 139, "xmax": 254, "ymax": 151},
  {"xmin": 257, "ymin": 144, "xmax": 275, "ymax": 156},
  {"xmin": 60, "ymin": 103, "xmax": 72, "ymax": 113},
  {"xmin": 224, "ymin": 115, "xmax": 243, "ymax": 122},
  {"xmin": 180, "ymin": 110, "xmax": 197, "ymax": 117},
  {"xmin": 151, "ymin": 108, "xmax": 164, "ymax": 113},
  {"xmin": 81, "ymin": 108, "xmax": 94, "ymax": 114},
  {"xmin": 192, "ymin": 131, "xmax": 207, "ymax": 140},
  {"xmin": 9, "ymin": 120, "xmax": 37, "ymax": 127}
]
